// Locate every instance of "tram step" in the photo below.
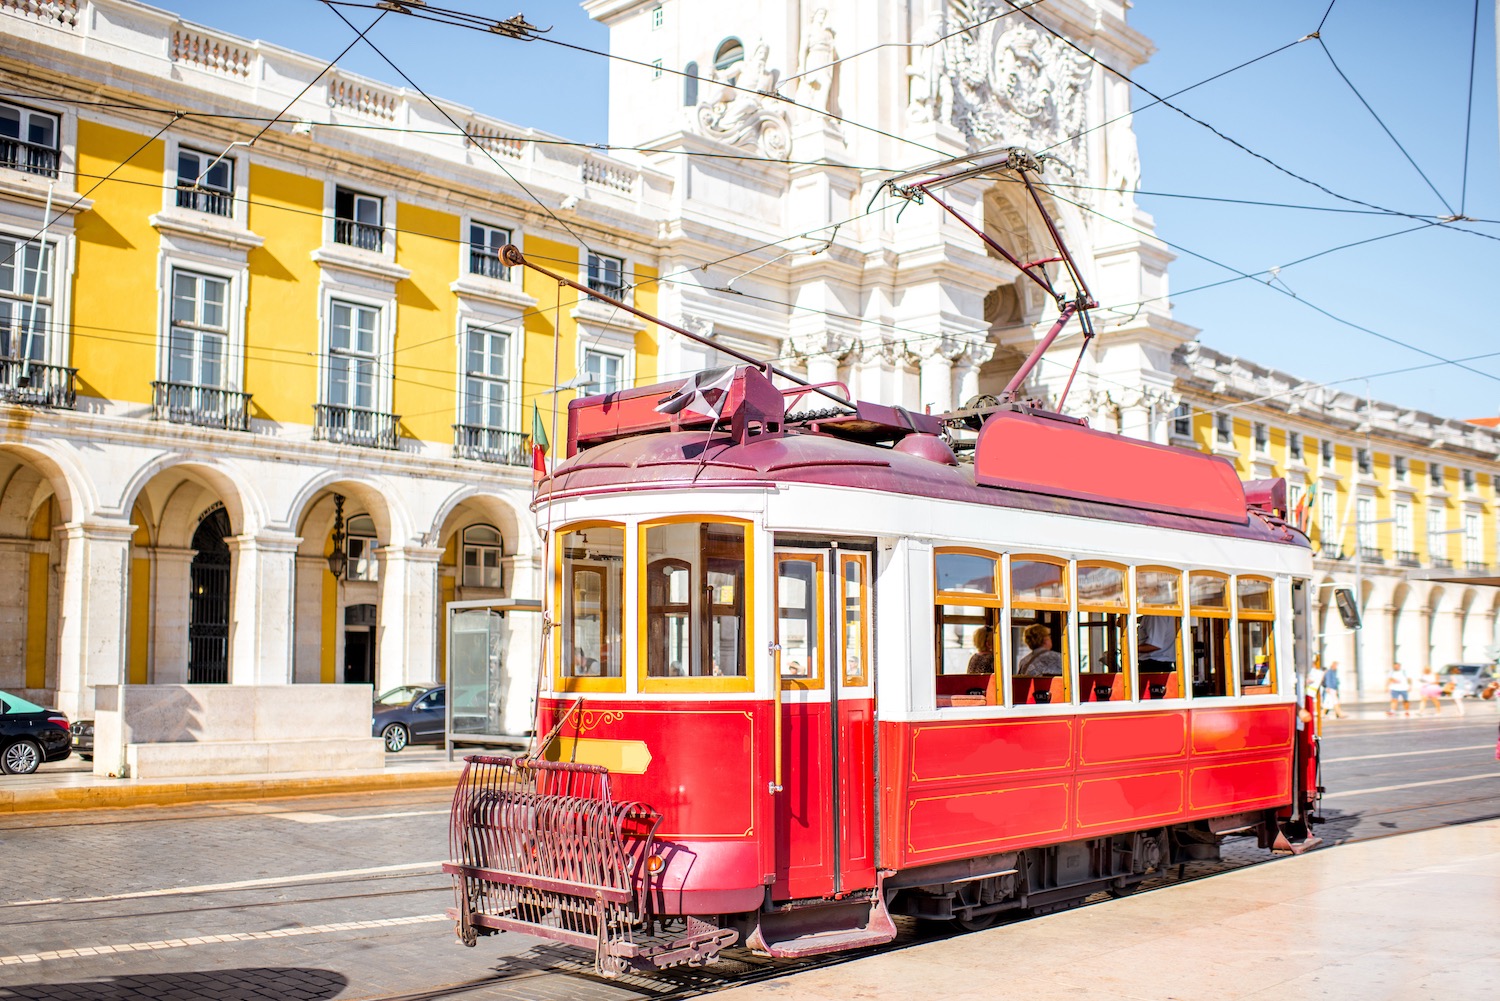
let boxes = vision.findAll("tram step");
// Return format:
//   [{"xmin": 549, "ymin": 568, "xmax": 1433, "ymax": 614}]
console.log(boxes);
[{"xmin": 746, "ymin": 896, "xmax": 898, "ymax": 959}]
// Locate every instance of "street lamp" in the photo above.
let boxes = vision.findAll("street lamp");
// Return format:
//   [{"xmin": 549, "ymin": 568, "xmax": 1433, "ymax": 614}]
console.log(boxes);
[{"xmin": 327, "ymin": 493, "xmax": 348, "ymax": 579}]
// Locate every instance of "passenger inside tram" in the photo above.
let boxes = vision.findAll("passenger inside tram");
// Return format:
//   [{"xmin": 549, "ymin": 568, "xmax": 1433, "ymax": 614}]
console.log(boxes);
[
  {"xmin": 967, "ymin": 626, "xmax": 995, "ymax": 674},
  {"xmin": 1016, "ymin": 623, "xmax": 1063, "ymax": 676}
]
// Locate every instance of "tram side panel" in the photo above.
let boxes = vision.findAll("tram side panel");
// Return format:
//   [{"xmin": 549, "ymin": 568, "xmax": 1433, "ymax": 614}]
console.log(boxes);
[{"xmin": 877, "ymin": 704, "xmax": 1296, "ymax": 870}]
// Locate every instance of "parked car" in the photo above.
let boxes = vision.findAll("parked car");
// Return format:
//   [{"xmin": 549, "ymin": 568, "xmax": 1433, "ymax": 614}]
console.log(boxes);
[
  {"xmin": 0, "ymin": 690, "xmax": 71, "ymax": 774},
  {"xmin": 71, "ymin": 719, "xmax": 94, "ymax": 762},
  {"xmin": 1443, "ymin": 663, "xmax": 1498, "ymax": 699},
  {"xmin": 374, "ymin": 685, "xmax": 430, "ymax": 708},
  {"xmin": 373, "ymin": 686, "xmax": 446, "ymax": 752}
]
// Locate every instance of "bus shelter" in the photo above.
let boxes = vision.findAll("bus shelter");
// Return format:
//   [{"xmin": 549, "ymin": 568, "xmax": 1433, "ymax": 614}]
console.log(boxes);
[{"xmin": 445, "ymin": 597, "xmax": 542, "ymax": 758}]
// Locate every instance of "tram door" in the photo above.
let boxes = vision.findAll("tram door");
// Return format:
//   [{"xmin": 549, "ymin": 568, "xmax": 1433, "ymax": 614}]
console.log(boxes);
[{"xmin": 772, "ymin": 540, "xmax": 877, "ymax": 900}]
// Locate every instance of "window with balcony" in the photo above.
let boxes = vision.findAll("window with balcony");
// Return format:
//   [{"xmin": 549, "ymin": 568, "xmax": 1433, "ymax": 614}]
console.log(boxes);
[
  {"xmin": 1462, "ymin": 468, "xmax": 1476, "ymax": 492},
  {"xmin": 1356, "ymin": 496, "xmax": 1378, "ymax": 559},
  {"xmin": 0, "ymin": 101, "xmax": 59, "ymax": 178},
  {"xmin": 1429, "ymin": 461, "xmax": 1443, "ymax": 488},
  {"xmin": 1427, "ymin": 508, "xmax": 1450, "ymax": 567},
  {"xmin": 455, "ymin": 326, "xmax": 523, "ymax": 464},
  {"xmin": 152, "ymin": 270, "xmax": 250, "ymax": 431},
  {"xmin": 582, "ymin": 347, "xmax": 624, "ymax": 395},
  {"xmin": 468, "ymin": 222, "xmax": 511, "ymax": 280},
  {"xmin": 1463, "ymin": 513, "xmax": 1482, "ymax": 568},
  {"xmin": 334, "ymin": 187, "xmax": 383, "ymax": 252},
  {"xmin": 1288, "ymin": 431, "xmax": 1303, "ymax": 462},
  {"xmin": 1394, "ymin": 502, "xmax": 1414, "ymax": 563},
  {"xmin": 315, "ymin": 300, "xmax": 398, "ymax": 449},
  {"xmin": 462, "ymin": 524, "xmax": 503, "ymax": 588},
  {"xmin": 1252, "ymin": 422, "xmax": 1268, "ymax": 454},
  {"xmin": 586, "ymin": 252, "xmax": 625, "ymax": 301},
  {"xmin": 0, "ymin": 233, "xmax": 72, "ymax": 407},
  {"xmin": 1320, "ymin": 439, "xmax": 1334, "ymax": 468},
  {"xmin": 1170, "ymin": 402, "xmax": 1191, "ymax": 438},
  {"xmin": 1319, "ymin": 489, "xmax": 1336, "ymax": 552},
  {"xmin": 1213, "ymin": 413, "xmax": 1232, "ymax": 446},
  {"xmin": 175, "ymin": 148, "xmax": 234, "ymax": 216}
]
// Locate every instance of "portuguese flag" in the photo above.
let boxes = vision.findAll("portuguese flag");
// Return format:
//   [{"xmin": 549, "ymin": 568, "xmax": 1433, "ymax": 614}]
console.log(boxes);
[{"xmin": 531, "ymin": 402, "xmax": 549, "ymax": 484}]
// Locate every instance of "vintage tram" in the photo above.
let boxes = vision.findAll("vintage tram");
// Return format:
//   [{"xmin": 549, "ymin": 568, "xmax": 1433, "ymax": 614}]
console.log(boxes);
[{"xmin": 444, "ymin": 359, "xmax": 1322, "ymax": 974}]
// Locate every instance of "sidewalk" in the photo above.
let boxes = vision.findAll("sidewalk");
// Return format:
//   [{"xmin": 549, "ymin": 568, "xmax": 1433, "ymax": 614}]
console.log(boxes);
[
  {"xmin": 0, "ymin": 743, "xmax": 521, "ymax": 815},
  {"xmin": 719, "ymin": 818, "xmax": 1500, "ymax": 1001}
]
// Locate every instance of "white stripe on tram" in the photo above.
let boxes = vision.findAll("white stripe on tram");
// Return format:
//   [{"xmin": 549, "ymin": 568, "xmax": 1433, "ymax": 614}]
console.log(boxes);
[
  {"xmin": 0, "ymin": 913, "xmax": 451, "ymax": 966},
  {"xmin": 3, "ymin": 860, "xmax": 446, "ymax": 907}
]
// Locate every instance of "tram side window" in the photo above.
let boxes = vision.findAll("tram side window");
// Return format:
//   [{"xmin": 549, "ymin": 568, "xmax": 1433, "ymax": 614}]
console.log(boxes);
[
  {"xmin": 1237, "ymin": 576, "xmax": 1276, "ymax": 694},
  {"xmin": 644, "ymin": 520, "xmax": 748, "ymax": 678},
  {"xmin": 560, "ymin": 525, "xmax": 624, "ymax": 679},
  {"xmin": 934, "ymin": 550, "xmax": 1001, "ymax": 707},
  {"xmin": 1077, "ymin": 562, "xmax": 1129, "ymax": 702},
  {"xmin": 840, "ymin": 553, "xmax": 870, "ymax": 687},
  {"xmin": 1011, "ymin": 557, "xmax": 1069, "ymax": 705},
  {"xmin": 777, "ymin": 555, "xmax": 823, "ymax": 685},
  {"xmin": 1188, "ymin": 571, "xmax": 1231, "ymax": 698},
  {"xmin": 1136, "ymin": 567, "xmax": 1184, "ymax": 700}
]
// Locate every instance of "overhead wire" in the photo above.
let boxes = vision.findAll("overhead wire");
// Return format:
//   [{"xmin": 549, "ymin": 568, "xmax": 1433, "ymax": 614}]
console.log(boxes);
[{"xmin": 1459, "ymin": 0, "xmax": 1481, "ymax": 216}]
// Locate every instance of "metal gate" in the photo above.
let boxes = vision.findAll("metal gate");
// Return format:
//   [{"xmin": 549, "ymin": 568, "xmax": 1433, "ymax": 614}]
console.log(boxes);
[{"xmin": 188, "ymin": 507, "xmax": 231, "ymax": 684}]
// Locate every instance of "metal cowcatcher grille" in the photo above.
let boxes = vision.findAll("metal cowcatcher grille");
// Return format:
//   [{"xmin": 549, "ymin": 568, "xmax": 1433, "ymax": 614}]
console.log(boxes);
[{"xmin": 443, "ymin": 755, "xmax": 660, "ymax": 976}]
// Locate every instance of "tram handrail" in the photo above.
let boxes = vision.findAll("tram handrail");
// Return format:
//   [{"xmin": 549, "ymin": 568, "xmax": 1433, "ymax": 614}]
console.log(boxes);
[{"xmin": 770, "ymin": 640, "xmax": 783, "ymax": 793}]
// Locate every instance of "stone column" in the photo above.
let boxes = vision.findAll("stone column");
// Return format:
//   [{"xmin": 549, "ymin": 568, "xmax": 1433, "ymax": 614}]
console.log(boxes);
[
  {"xmin": 149, "ymin": 547, "xmax": 195, "ymax": 685},
  {"xmin": 227, "ymin": 531, "xmax": 301, "ymax": 685},
  {"xmin": 54, "ymin": 520, "xmax": 137, "ymax": 720},
  {"xmin": 293, "ymin": 555, "xmax": 329, "ymax": 683},
  {"xmin": 917, "ymin": 352, "xmax": 953, "ymax": 414},
  {"xmin": 1433, "ymin": 608, "xmax": 1464, "ymax": 666},
  {"xmin": 377, "ymin": 545, "xmax": 443, "ymax": 691},
  {"xmin": 1360, "ymin": 603, "xmax": 1395, "ymax": 689}
]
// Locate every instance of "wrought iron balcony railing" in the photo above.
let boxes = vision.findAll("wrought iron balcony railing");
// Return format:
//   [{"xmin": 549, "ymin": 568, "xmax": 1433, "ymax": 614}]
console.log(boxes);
[
  {"xmin": 314, "ymin": 403, "xmax": 400, "ymax": 450},
  {"xmin": 0, "ymin": 137, "xmax": 59, "ymax": 178},
  {"xmin": 0, "ymin": 359, "xmax": 76, "ymax": 408},
  {"xmin": 1393, "ymin": 550, "xmax": 1420, "ymax": 567},
  {"xmin": 175, "ymin": 184, "xmax": 234, "ymax": 217},
  {"xmin": 586, "ymin": 278, "xmax": 626, "ymax": 301},
  {"xmin": 1357, "ymin": 546, "xmax": 1384, "ymax": 564},
  {"xmin": 468, "ymin": 248, "xmax": 510, "ymax": 281},
  {"xmin": 1465, "ymin": 560, "xmax": 1489, "ymax": 573},
  {"xmin": 453, "ymin": 424, "xmax": 527, "ymax": 465},
  {"xmin": 334, "ymin": 218, "xmax": 383, "ymax": 252},
  {"xmin": 1430, "ymin": 556, "xmax": 1454, "ymax": 569},
  {"xmin": 151, "ymin": 381, "xmax": 251, "ymax": 431}
]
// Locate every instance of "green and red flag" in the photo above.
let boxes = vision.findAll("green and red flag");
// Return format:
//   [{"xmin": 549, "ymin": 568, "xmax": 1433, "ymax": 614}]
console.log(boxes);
[{"xmin": 531, "ymin": 402, "xmax": 550, "ymax": 484}]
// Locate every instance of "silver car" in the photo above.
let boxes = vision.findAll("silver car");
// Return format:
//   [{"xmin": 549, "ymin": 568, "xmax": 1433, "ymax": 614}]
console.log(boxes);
[{"xmin": 1442, "ymin": 663, "xmax": 1497, "ymax": 698}]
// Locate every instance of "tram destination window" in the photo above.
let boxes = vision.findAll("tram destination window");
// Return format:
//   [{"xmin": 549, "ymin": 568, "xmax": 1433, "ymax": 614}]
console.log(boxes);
[
  {"xmin": 1136, "ymin": 567, "xmax": 1184, "ymax": 699},
  {"xmin": 558, "ymin": 524, "xmax": 624, "ymax": 684},
  {"xmin": 1076, "ymin": 562, "xmax": 1129, "ymax": 702},
  {"xmin": 1188, "ymin": 571, "xmax": 1231, "ymax": 698},
  {"xmin": 933, "ymin": 550, "xmax": 1002, "ymax": 708},
  {"xmin": 1236, "ymin": 576, "xmax": 1276, "ymax": 694},
  {"xmin": 644, "ymin": 519, "xmax": 748, "ymax": 684},
  {"xmin": 1011, "ymin": 557, "xmax": 1070, "ymax": 705}
]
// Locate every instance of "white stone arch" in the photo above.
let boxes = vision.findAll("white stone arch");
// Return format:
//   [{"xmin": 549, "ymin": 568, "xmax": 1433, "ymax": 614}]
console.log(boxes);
[
  {"xmin": 118, "ymin": 455, "xmax": 263, "ymax": 541},
  {"xmin": 428, "ymin": 485, "xmax": 530, "ymax": 555},
  {"xmin": 287, "ymin": 472, "xmax": 410, "ymax": 550},
  {"xmin": 1458, "ymin": 587, "xmax": 1486, "ymax": 662},
  {"xmin": 0, "ymin": 441, "xmax": 90, "ymax": 525},
  {"xmin": 1391, "ymin": 582, "xmax": 1422, "ymax": 670}
]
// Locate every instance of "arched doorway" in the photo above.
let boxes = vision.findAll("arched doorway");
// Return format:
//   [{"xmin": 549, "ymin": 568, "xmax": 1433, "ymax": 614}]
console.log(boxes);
[
  {"xmin": 344, "ymin": 602, "xmax": 377, "ymax": 685},
  {"xmin": 188, "ymin": 507, "xmax": 232, "ymax": 683}
]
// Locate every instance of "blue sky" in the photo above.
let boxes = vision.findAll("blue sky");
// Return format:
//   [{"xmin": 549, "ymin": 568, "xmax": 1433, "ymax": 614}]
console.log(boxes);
[{"xmin": 159, "ymin": 0, "xmax": 1500, "ymax": 421}]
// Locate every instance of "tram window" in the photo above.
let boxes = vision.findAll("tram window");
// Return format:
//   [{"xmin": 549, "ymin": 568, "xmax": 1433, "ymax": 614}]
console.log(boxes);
[
  {"xmin": 1077, "ymin": 562, "xmax": 1128, "ymax": 702},
  {"xmin": 559, "ymin": 524, "xmax": 624, "ymax": 683},
  {"xmin": 1136, "ymin": 567, "xmax": 1184, "ymax": 700},
  {"xmin": 934, "ymin": 548, "xmax": 1002, "ymax": 707},
  {"xmin": 1188, "ymin": 571, "xmax": 1230, "ymax": 698},
  {"xmin": 1237, "ymin": 576, "xmax": 1276, "ymax": 694},
  {"xmin": 840, "ymin": 554, "xmax": 869, "ymax": 687},
  {"xmin": 1011, "ymin": 557, "xmax": 1069, "ymax": 705},
  {"xmin": 643, "ymin": 519, "xmax": 749, "ymax": 683},
  {"xmin": 776, "ymin": 555, "xmax": 823, "ymax": 686},
  {"xmin": 936, "ymin": 551, "xmax": 999, "ymax": 594}
]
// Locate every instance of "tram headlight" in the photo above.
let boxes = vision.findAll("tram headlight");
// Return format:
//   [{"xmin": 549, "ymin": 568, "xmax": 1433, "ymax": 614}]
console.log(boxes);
[{"xmin": 646, "ymin": 854, "xmax": 665, "ymax": 875}]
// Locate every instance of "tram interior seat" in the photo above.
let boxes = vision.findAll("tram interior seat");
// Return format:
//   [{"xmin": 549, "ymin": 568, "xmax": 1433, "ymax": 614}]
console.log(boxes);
[
  {"xmin": 1012, "ymin": 676, "xmax": 1065, "ymax": 705},
  {"xmin": 935, "ymin": 673, "xmax": 992, "ymax": 708},
  {"xmin": 1079, "ymin": 672, "xmax": 1126, "ymax": 702},
  {"xmin": 1139, "ymin": 672, "xmax": 1180, "ymax": 699}
]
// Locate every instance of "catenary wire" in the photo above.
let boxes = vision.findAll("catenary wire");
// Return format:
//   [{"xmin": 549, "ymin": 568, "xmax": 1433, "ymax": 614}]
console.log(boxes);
[{"xmin": 1459, "ymin": 0, "xmax": 1481, "ymax": 216}]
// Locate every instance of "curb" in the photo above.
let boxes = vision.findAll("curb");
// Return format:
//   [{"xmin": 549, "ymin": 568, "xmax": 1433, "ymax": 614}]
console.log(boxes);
[{"xmin": 0, "ymin": 768, "xmax": 463, "ymax": 815}]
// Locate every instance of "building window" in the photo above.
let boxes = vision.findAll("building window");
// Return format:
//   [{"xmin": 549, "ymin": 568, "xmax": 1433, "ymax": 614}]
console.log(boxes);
[
  {"xmin": 684, "ymin": 61, "xmax": 700, "ymax": 106},
  {"xmin": 175, "ymin": 148, "xmax": 233, "ymax": 216},
  {"xmin": 1252, "ymin": 422, "xmax": 1268, "ymax": 454},
  {"xmin": 651, "ymin": 4, "xmax": 663, "ymax": 28},
  {"xmin": 1356, "ymin": 496, "xmax": 1376, "ymax": 555},
  {"xmin": 1394, "ymin": 502, "xmax": 1413, "ymax": 560},
  {"xmin": 334, "ymin": 187, "xmax": 383, "ymax": 252},
  {"xmin": 0, "ymin": 101, "xmax": 59, "ymax": 178},
  {"xmin": 462, "ymin": 524, "xmax": 503, "ymax": 588},
  {"xmin": 1320, "ymin": 439, "xmax": 1334, "ymax": 467},
  {"xmin": 1428, "ymin": 508, "xmax": 1448, "ymax": 565},
  {"xmin": 0, "ymin": 233, "xmax": 53, "ymax": 363},
  {"xmin": 346, "ymin": 513, "xmax": 378, "ymax": 582},
  {"xmin": 1214, "ymin": 413, "xmax": 1232, "ymax": 446},
  {"xmin": 1394, "ymin": 455, "xmax": 1408, "ymax": 483},
  {"xmin": 714, "ymin": 38, "xmax": 745, "ymax": 72},
  {"xmin": 1356, "ymin": 447, "xmax": 1372, "ymax": 476},
  {"xmin": 586, "ymin": 252, "xmax": 625, "ymax": 300},
  {"xmin": 167, "ymin": 270, "xmax": 229, "ymax": 388},
  {"xmin": 652, "ymin": 58, "xmax": 664, "ymax": 78},
  {"xmin": 1319, "ymin": 489, "xmax": 1336, "ymax": 549},
  {"xmin": 463, "ymin": 327, "xmax": 511, "ymax": 429},
  {"xmin": 1463, "ymin": 513, "xmax": 1482, "ymax": 566},
  {"xmin": 1462, "ymin": 468, "xmax": 1476, "ymax": 492},
  {"xmin": 582, "ymin": 348, "xmax": 624, "ymax": 395},
  {"xmin": 1170, "ymin": 403, "xmax": 1191, "ymax": 438},
  {"xmin": 468, "ymin": 222, "xmax": 511, "ymax": 280},
  {"xmin": 327, "ymin": 300, "xmax": 379, "ymax": 410},
  {"xmin": 1288, "ymin": 431, "xmax": 1303, "ymax": 462},
  {"xmin": 1429, "ymin": 461, "xmax": 1443, "ymax": 488}
]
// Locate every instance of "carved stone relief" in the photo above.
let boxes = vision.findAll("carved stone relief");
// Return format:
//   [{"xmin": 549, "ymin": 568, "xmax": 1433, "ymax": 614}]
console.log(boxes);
[{"xmin": 694, "ymin": 39, "xmax": 792, "ymax": 159}]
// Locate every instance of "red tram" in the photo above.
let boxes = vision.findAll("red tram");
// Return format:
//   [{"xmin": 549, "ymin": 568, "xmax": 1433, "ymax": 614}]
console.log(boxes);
[{"xmin": 444, "ymin": 361, "xmax": 1322, "ymax": 974}]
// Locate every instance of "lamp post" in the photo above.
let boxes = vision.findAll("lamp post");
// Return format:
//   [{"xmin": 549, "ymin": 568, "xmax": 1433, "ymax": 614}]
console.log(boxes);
[{"xmin": 327, "ymin": 493, "xmax": 348, "ymax": 579}]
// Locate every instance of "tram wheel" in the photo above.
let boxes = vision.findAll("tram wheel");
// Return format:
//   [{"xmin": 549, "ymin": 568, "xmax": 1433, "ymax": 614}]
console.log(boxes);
[{"xmin": 955, "ymin": 911, "xmax": 998, "ymax": 932}]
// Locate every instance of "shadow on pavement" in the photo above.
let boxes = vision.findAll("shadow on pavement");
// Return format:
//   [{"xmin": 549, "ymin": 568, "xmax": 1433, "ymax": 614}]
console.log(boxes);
[{"xmin": 0, "ymin": 966, "xmax": 348, "ymax": 1001}]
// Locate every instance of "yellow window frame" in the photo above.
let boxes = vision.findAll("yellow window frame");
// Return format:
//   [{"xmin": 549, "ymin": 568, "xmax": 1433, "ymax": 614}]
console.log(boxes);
[
  {"xmin": 934, "ymin": 546, "xmax": 1002, "ymax": 607},
  {"xmin": 1009, "ymin": 553, "xmax": 1070, "ymax": 611},
  {"xmin": 839, "ymin": 551, "xmax": 871, "ymax": 688},
  {"xmin": 776, "ymin": 552, "xmax": 826, "ymax": 692},
  {"xmin": 553, "ymin": 520, "xmax": 628, "ymax": 694}
]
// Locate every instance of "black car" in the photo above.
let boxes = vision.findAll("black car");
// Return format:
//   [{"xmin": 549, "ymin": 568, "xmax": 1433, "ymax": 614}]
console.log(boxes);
[
  {"xmin": 0, "ymin": 690, "xmax": 71, "ymax": 774},
  {"xmin": 71, "ymin": 719, "xmax": 94, "ymax": 761},
  {"xmin": 372, "ymin": 685, "xmax": 446, "ymax": 752}
]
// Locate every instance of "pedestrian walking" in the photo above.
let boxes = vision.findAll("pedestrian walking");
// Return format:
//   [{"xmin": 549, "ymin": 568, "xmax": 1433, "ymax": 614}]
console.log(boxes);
[
  {"xmin": 1442, "ymin": 665, "xmax": 1467, "ymax": 716},
  {"xmin": 1386, "ymin": 662, "xmax": 1412, "ymax": 716},
  {"xmin": 1416, "ymin": 665, "xmax": 1443, "ymax": 716},
  {"xmin": 1322, "ymin": 661, "xmax": 1347, "ymax": 718}
]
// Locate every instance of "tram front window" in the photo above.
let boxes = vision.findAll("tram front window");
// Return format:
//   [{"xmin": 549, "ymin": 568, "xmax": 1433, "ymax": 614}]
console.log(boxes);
[
  {"xmin": 645, "ymin": 520, "xmax": 748, "ymax": 679},
  {"xmin": 559, "ymin": 524, "xmax": 624, "ymax": 679}
]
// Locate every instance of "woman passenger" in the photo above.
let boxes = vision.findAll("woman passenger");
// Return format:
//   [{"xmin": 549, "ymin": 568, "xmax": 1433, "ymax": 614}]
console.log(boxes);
[
  {"xmin": 967, "ymin": 625, "xmax": 995, "ymax": 674},
  {"xmin": 1017, "ymin": 623, "xmax": 1063, "ymax": 676}
]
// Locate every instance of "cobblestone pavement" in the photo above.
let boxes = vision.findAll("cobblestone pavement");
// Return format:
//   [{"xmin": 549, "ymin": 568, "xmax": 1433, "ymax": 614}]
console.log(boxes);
[{"xmin": 1, "ymin": 716, "xmax": 1495, "ymax": 1001}]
